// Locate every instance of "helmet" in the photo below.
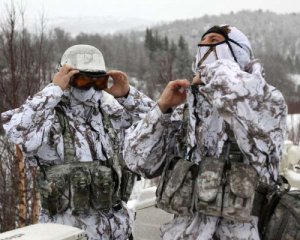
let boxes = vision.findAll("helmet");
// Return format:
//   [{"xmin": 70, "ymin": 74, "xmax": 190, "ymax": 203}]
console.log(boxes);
[{"xmin": 60, "ymin": 45, "xmax": 106, "ymax": 73}]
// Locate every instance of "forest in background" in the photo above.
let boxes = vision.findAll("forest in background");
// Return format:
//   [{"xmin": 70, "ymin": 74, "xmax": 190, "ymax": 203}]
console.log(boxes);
[
  {"xmin": 0, "ymin": 3, "xmax": 299, "ymax": 232},
  {"xmin": 151, "ymin": 10, "xmax": 300, "ymax": 103}
]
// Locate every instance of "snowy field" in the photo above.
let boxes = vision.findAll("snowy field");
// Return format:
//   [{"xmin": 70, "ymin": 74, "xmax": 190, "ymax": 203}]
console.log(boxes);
[{"xmin": 128, "ymin": 184, "xmax": 174, "ymax": 240}]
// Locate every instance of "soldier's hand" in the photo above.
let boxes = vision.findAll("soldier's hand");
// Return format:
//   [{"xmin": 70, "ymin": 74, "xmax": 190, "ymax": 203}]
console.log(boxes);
[
  {"xmin": 53, "ymin": 64, "xmax": 79, "ymax": 90},
  {"xmin": 158, "ymin": 79, "xmax": 190, "ymax": 113},
  {"xmin": 105, "ymin": 70, "xmax": 129, "ymax": 98}
]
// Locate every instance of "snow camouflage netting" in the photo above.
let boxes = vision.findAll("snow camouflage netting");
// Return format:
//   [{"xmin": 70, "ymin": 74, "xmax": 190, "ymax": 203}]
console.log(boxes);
[
  {"xmin": 1, "ymin": 84, "xmax": 154, "ymax": 240},
  {"xmin": 124, "ymin": 60, "xmax": 287, "ymax": 240}
]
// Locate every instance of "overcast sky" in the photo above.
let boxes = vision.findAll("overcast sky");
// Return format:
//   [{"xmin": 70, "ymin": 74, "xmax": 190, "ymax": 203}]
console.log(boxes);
[{"xmin": 2, "ymin": 0, "xmax": 300, "ymax": 22}]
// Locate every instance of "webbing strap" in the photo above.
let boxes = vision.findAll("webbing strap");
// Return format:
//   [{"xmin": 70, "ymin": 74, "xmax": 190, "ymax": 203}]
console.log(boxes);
[
  {"xmin": 98, "ymin": 104, "xmax": 123, "ymax": 198},
  {"xmin": 55, "ymin": 107, "xmax": 75, "ymax": 163}
]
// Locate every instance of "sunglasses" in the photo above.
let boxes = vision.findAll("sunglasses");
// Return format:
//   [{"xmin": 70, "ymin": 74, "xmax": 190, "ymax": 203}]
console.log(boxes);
[{"xmin": 70, "ymin": 71, "xmax": 109, "ymax": 90}]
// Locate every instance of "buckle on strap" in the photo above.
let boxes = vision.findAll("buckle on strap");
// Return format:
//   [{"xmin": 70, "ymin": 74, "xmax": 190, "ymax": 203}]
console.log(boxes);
[{"xmin": 112, "ymin": 202, "xmax": 122, "ymax": 211}]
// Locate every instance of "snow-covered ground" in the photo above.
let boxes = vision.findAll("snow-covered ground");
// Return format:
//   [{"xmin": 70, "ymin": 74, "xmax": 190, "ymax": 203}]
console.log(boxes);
[{"xmin": 128, "ymin": 185, "xmax": 174, "ymax": 240}]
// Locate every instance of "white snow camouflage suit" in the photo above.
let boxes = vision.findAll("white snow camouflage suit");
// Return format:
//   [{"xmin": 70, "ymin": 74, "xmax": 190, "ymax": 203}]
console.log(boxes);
[
  {"xmin": 124, "ymin": 60, "xmax": 287, "ymax": 240},
  {"xmin": 1, "ymin": 83, "xmax": 153, "ymax": 240}
]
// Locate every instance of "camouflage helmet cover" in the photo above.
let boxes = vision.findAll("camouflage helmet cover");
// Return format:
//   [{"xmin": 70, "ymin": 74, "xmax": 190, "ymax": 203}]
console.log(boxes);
[{"xmin": 60, "ymin": 44, "xmax": 106, "ymax": 72}]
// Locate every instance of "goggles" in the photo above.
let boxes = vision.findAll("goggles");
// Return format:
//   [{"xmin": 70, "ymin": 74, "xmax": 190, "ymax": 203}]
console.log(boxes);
[
  {"xmin": 56, "ymin": 63, "xmax": 108, "ymax": 90},
  {"xmin": 70, "ymin": 71, "xmax": 109, "ymax": 90}
]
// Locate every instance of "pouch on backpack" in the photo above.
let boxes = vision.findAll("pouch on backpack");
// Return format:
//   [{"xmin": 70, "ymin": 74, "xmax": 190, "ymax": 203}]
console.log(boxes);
[
  {"xmin": 120, "ymin": 168, "xmax": 137, "ymax": 202},
  {"xmin": 222, "ymin": 163, "xmax": 258, "ymax": 222},
  {"xmin": 196, "ymin": 158, "xmax": 225, "ymax": 217},
  {"xmin": 70, "ymin": 167, "xmax": 91, "ymax": 215},
  {"xmin": 36, "ymin": 166, "xmax": 70, "ymax": 216},
  {"xmin": 90, "ymin": 164, "xmax": 114, "ymax": 211},
  {"xmin": 156, "ymin": 157, "xmax": 198, "ymax": 215}
]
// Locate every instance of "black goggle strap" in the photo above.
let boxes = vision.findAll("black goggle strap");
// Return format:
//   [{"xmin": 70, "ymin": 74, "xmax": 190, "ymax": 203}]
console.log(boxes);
[
  {"xmin": 213, "ymin": 47, "xmax": 218, "ymax": 59},
  {"xmin": 228, "ymin": 38, "xmax": 244, "ymax": 49},
  {"xmin": 77, "ymin": 70, "xmax": 107, "ymax": 77},
  {"xmin": 197, "ymin": 37, "xmax": 247, "ymax": 65},
  {"xmin": 228, "ymin": 38, "xmax": 249, "ymax": 63},
  {"xmin": 229, "ymin": 38, "xmax": 254, "ymax": 59},
  {"xmin": 225, "ymin": 40, "xmax": 238, "ymax": 63},
  {"xmin": 196, "ymin": 40, "xmax": 227, "ymax": 69},
  {"xmin": 196, "ymin": 45, "xmax": 216, "ymax": 69}
]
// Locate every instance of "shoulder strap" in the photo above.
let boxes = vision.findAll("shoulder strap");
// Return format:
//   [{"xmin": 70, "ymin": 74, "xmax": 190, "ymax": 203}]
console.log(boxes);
[
  {"xmin": 280, "ymin": 191, "xmax": 300, "ymax": 223},
  {"xmin": 98, "ymin": 105, "xmax": 123, "ymax": 197},
  {"xmin": 55, "ymin": 106, "xmax": 75, "ymax": 163},
  {"xmin": 100, "ymin": 108, "xmax": 119, "ymax": 153},
  {"xmin": 180, "ymin": 103, "xmax": 189, "ymax": 155}
]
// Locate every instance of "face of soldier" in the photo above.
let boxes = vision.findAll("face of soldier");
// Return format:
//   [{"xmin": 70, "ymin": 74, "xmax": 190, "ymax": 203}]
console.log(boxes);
[
  {"xmin": 200, "ymin": 33, "xmax": 225, "ymax": 45},
  {"xmin": 70, "ymin": 86, "xmax": 98, "ymax": 104},
  {"xmin": 68, "ymin": 72, "xmax": 108, "ymax": 103},
  {"xmin": 193, "ymin": 33, "xmax": 235, "ymax": 71}
]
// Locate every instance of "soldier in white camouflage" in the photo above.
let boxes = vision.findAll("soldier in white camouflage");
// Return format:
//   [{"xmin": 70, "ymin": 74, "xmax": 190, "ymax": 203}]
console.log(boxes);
[
  {"xmin": 124, "ymin": 25, "xmax": 287, "ymax": 239},
  {"xmin": 1, "ymin": 45, "xmax": 154, "ymax": 240}
]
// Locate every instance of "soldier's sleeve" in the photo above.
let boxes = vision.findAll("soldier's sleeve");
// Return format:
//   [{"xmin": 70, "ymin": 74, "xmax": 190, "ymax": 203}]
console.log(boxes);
[
  {"xmin": 1, "ymin": 83, "xmax": 63, "ymax": 154},
  {"xmin": 123, "ymin": 104, "xmax": 175, "ymax": 178},
  {"xmin": 115, "ymin": 86, "xmax": 155, "ymax": 125},
  {"xmin": 199, "ymin": 59, "xmax": 287, "ymax": 166}
]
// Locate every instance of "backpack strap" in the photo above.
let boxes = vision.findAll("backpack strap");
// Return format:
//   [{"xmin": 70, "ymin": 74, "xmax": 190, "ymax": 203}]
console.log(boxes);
[
  {"xmin": 178, "ymin": 104, "xmax": 189, "ymax": 157},
  {"xmin": 55, "ymin": 106, "xmax": 75, "ymax": 163},
  {"xmin": 98, "ymin": 105, "xmax": 123, "ymax": 201},
  {"xmin": 257, "ymin": 176, "xmax": 290, "ymax": 238},
  {"xmin": 280, "ymin": 191, "xmax": 300, "ymax": 223}
]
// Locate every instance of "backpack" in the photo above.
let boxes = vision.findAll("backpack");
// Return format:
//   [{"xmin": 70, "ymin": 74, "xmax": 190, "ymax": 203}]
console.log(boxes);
[{"xmin": 258, "ymin": 177, "xmax": 300, "ymax": 240}]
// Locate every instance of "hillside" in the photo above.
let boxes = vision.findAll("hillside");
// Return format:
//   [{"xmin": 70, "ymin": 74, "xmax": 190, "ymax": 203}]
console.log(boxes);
[
  {"xmin": 150, "ymin": 10, "xmax": 300, "ymax": 56},
  {"xmin": 138, "ymin": 10, "xmax": 300, "ymax": 102}
]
